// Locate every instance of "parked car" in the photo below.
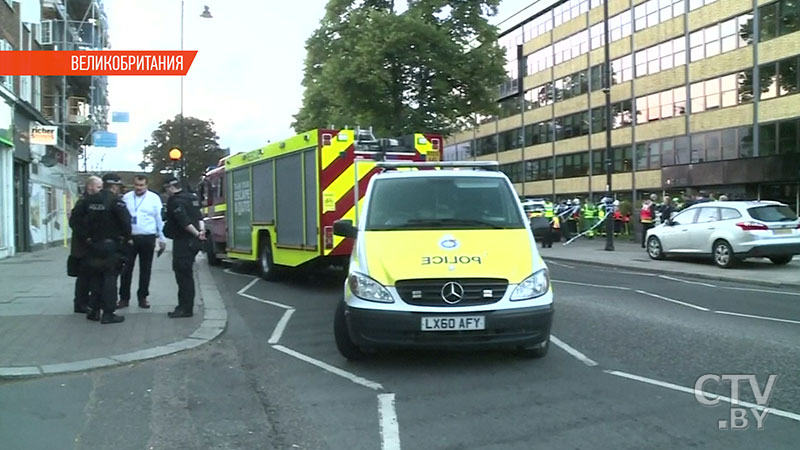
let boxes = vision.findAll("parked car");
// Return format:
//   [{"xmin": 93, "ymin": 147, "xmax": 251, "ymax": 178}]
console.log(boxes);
[{"xmin": 645, "ymin": 201, "xmax": 800, "ymax": 268}]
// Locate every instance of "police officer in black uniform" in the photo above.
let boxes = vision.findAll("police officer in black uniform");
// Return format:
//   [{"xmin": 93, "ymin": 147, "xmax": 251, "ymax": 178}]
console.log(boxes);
[
  {"xmin": 162, "ymin": 175, "xmax": 205, "ymax": 318},
  {"xmin": 73, "ymin": 173, "xmax": 131, "ymax": 324}
]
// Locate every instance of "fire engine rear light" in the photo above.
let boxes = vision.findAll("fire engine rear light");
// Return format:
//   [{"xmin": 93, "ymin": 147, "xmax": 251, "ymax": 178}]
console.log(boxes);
[
  {"xmin": 324, "ymin": 226, "xmax": 334, "ymax": 249},
  {"xmin": 736, "ymin": 221, "xmax": 768, "ymax": 231}
]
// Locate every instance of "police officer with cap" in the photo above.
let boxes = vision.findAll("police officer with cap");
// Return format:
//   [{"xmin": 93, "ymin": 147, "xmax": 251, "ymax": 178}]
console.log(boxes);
[
  {"xmin": 162, "ymin": 174, "xmax": 205, "ymax": 318},
  {"xmin": 73, "ymin": 172, "xmax": 131, "ymax": 324}
]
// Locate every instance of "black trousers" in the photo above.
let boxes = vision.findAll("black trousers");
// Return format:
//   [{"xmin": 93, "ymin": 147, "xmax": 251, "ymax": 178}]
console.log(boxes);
[
  {"xmin": 173, "ymin": 238, "xmax": 199, "ymax": 312},
  {"xmin": 119, "ymin": 234, "xmax": 156, "ymax": 301},
  {"xmin": 641, "ymin": 222, "xmax": 654, "ymax": 246},
  {"xmin": 89, "ymin": 269, "xmax": 119, "ymax": 314},
  {"xmin": 74, "ymin": 261, "xmax": 91, "ymax": 309}
]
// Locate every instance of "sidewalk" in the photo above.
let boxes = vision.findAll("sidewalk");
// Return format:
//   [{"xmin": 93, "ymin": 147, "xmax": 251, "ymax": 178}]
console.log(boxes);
[
  {"xmin": 539, "ymin": 236, "xmax": 800, "ymax": 289},
  {"xmin": 0, "ymin": 243, "xmax": 226, "ymax": 379}
]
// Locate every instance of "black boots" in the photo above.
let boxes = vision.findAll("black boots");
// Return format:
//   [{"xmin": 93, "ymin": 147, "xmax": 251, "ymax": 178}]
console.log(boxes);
[
  {"xmin": 167, "ymin": 309, "xmax": 193, "ymax": 318},
  {"xmin": 101, "ymin": 312, "xmax": 125, "ymax": 324}
]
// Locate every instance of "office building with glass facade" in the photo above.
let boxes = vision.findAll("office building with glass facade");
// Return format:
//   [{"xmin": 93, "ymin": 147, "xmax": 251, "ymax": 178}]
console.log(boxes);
[{"xmin": 443, "ymin": 0, "xmax": 800, "ymax": 210}]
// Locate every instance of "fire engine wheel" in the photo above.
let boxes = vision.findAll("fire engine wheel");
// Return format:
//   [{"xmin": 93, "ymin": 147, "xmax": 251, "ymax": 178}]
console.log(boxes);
[
  {"xmin": 258, "ymin": 238, "xmax": 280, "ymax": 281},
  {"xmin": 205, "ymin": 233, "xmax": 221, "ymax": 266}
]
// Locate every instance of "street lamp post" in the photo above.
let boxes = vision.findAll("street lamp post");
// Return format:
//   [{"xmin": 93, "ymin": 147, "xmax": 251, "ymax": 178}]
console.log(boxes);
[
  {"xmin": 179, "ymin": 1, "xmax": 212, "ymax": 182},
  {"xmin": 602, "ymin": 0, "xmax": 614, "ymax": 251}
]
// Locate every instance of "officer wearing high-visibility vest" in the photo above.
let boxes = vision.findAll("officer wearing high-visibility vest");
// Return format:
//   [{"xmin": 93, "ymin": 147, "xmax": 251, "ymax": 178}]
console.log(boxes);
[
  {"xmin": 544, "ymin": 201, "xmax": 554, "ymax": 219},
  {"xmin": 582, "ymin": 199, "xmax": 597, "ymax": 238},
  {"xmin": 640, "ymin": 193, "xmax": 657, "ymax": 248}
]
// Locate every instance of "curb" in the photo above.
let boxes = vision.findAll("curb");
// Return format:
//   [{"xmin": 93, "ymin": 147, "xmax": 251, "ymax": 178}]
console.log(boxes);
[
  {"xmin": 0, "ymin": 256, "xmax": 226, "ymax": 380},
  {"xmin": 543, "ymin": 256, "xmax": 800, "ymax": 290}
]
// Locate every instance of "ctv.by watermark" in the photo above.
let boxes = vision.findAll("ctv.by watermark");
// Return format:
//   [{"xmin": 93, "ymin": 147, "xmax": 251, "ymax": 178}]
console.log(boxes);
[{"xmin": 694, "ymin": 374, "xmax": 778, "ymax": 430}]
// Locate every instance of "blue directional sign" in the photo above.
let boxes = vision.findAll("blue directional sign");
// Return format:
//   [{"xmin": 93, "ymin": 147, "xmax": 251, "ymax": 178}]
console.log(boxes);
[
  {"xmin": 111, "ymin": 111, "xmax": 130, "ymax": 122},
  {"xmin": 92, "ymin": 130, "xmax": 118, "ymax": 147}
]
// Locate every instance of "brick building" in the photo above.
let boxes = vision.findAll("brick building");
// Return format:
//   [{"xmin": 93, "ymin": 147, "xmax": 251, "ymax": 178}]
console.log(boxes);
[{"xmin": 444, "ymin": 0, "xmax": 800, "ymax": 212}]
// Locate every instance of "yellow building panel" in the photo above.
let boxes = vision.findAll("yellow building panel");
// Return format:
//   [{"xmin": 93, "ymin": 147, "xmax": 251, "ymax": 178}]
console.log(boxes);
[
  {"xmin": 523, "ymin": 31, "xmax": 552, "ymax": 56},
  {"xmin": 477, "ymin": 153, "xmax": 497, "ymax": 161},
  {"xmin": 513, "ymin": 183, "xmax": 524, "ymax": 196},
  {"xmin": 589, "ymin": 90, "xmax": 605, "ymax": 108},
  {"xmin": 758, "ymin": 32, "xmax": 800, "ymax": 64},
  {"xmin": 689, "ymin": 0, "xmax": 753, "ymax": 31},
  {"xmin": 589, "ymin": 47, "xmax": 604, "ymax": 66},
  {"xmin": 524, "ymin": 180, "xmax": 554, "ymax": 196},
  {"xmin": 690, "ymin": 104, "xmax": 753, "ymax": 132},
  {"xmin": 497, "ymin": 115, "xmax": 523, "ymax": 133},
  {"xmin": 689, "ymin": 47, "xmax": 753, "ymax": 82},
  {"xmin": 612, "ymin": 127, "xmax": 633, "ymax": 146},
  {"xmin": 613, "ymin": 173, "xmax": 633, "ymax": 190},
  {"xmin": 757, "ymin": 0, "xmax": 779, "ymax": 4},
  {"xmin": 611, "ymin": 82, "xmax": 632, "ymax": 102},
  {"xmin": 611, "ymin": 0, "xmax": 632, "ymax": 16},
  {"xmin": 634, "ymin": 67, "xmax": 685, "ymax": 96},
  {"xmin": 523, "ymin": 70, "xmax": 553, "ymax": 92},
  {"xmin": 553, "ymin": 55, "xmax": 590, "ymax": 80},
  {"xmin": 758, "ymin": 95, "xmax": 800, "ymax": 122},
  {"xmin": 634, "ymin": 17, "xmax": 683, "ymax": 50},
  {"xmin": 498, "ymin": 148, "xmax": 523, "ymax": 164},
  {"xmin": 591, "ymin": 175, "xmax": 607, "ymax": 191},
  {"xmin": 636, "ymin": 117, "xmax": 686, "ymax": 141},
  {"xmin": 588, "ymin": 5, "xmax": 605, "ymax": 26},
  {"xmin": 554, "ymin": 15, "xmax": 588, "ymax": 43},
  {"xmin": 554, "ymin": 96, "xmax": 590, "ymax": 118},
  {"xmin": 524, "ymin": 106, "xmax": 555, "ymax": 125},
  {"xmin": 633, "ymin": 0, "xmax": 647, "ymax": 5},
  {"xmin": 555, "ymin": 136, "xmax": 589, "ymax": 154},
  {"xmin": 611, "ymin": 36, "xmax": 633, "ymax": 61},
  {"xmin": 474, "ymin": 123, "xmax": 497, "ymax": 139},
  {"xmin": 636, "ymin": 170, "xmax": 662, "ymax": 189},
  {"xmin": 556, "ymin": 177, "xmax": 590, "ymax": 194},
  {"xmin": 525, "ymin": 142, "xmax": 554, "ymax": 159},
  {"xmin": 447, "ymin": 130, "xmax": 472, "ymax": 146}
]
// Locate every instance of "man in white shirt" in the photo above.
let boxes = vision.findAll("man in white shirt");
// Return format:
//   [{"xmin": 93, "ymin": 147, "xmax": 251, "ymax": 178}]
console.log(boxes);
[{"xmin": 118, "ymin": 175, "xmax": 166, "ymax": 308}]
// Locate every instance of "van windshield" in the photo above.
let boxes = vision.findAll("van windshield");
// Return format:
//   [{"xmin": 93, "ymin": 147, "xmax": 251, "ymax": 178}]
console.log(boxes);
[{"xmin": 365, "ymin": 176, "xmax": 525, "ymax": 230}]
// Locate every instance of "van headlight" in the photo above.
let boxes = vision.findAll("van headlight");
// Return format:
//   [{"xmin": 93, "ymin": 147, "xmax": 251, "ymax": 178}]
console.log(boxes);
[
  {"xmin": 510, "ymin": 268, "xmax": 550, "ymax": 301},
  {"xmin": 348, "ymin": 272, "xmax": 394, "ymax": 303}
]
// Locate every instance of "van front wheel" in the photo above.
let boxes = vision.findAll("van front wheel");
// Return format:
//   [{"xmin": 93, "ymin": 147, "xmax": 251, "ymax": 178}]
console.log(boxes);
[{"xmin": 334, "ymin": 300, "xmax": 368, "ymax": 360}]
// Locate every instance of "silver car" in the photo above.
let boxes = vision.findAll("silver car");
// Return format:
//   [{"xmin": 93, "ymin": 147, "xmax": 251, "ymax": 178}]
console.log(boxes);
[{"xmin": 645, "ymin": 201, "xmax": 800, "ymax": 268}]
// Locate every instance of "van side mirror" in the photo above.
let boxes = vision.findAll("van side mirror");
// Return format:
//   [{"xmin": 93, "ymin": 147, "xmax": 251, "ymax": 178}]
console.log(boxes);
[{"xmin": 333, "ymin": 219, "xmax": 357, "ymax": 239}]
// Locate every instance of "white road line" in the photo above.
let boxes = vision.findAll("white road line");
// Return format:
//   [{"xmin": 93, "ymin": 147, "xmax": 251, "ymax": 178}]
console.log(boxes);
[
  {"xmin": 605, "ymin": 370, "xmax": 800, "ymax": 423},
  {"xmin": 552, "ymin": 279, "xmax": 632, "ymax": 291},
  {"xmin": 719, "ymin": 286, "xmax": 800, "ymax": 297},
  {"xmin": 658, "ymin": 275, "xmax": 716, "ymax": 287},
  {"xmin": 268, "ymin": 309, "xmax": 296, "ymax": 344},
  {"xmin": 272, "ymin": 345, "xmax": 384, "ymax": 391},
  {"xmin": 224, "ymin": 268, "xmax": 256, "ymax": 278},
  {"xmin": 235, "ymin": 279, "xmax": 294, "ymax": 310},
  {"xmin": 550, "ymin": 335, "xmax": 598, "ymax": 367},
  {"xmin": 713, "ymin": 310, "xmax": 800, "ymax": 325},
  {"xmin": 634, "ymin": 290, "xmax": 710, "ymax": 311},
  {"xmin": 378, "ymin": 393, "xmax": 401, "ymax": 450},
  {"xmin": 237, "ymin": 278, "xmax": 259, "ymax": 295},
  {"xmin": 546, "ymin": 260, "xmax": 575, "ymax": 269}
]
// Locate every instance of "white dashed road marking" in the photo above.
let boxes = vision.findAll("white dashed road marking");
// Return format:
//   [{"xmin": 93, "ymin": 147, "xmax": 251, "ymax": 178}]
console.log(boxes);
[{"xmin": 550, "ymin": 335, "xmax": 597, "ymax": 367}]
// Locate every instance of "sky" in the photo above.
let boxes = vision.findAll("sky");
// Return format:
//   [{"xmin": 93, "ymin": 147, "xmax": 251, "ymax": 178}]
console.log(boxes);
[{"xmin": 85, "ymin": 0, "xmax": 538, "ymax": 172}]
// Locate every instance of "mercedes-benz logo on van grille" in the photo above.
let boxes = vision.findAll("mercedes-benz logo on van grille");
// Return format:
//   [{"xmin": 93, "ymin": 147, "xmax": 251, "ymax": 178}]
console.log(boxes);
[{"xmin": 441, "ymin": 281, "xmax": 465, "ymax": 304}]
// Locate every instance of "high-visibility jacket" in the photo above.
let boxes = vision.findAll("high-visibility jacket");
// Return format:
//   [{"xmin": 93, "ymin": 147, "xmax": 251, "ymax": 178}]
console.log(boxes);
[
  {"xmin": 640, "ymin": 204, "xmax": 654, "ymax": 223},
  {"xmin": 583, "ymin": 204, "xmax": 596, "ymax": 219},
  {"xmin": 551, "ymin": 216, "xmax": 560, "ymax": 229},
  {"xmin": 544, "ymin": 202, "xmax": 554, "ymax": 218}
]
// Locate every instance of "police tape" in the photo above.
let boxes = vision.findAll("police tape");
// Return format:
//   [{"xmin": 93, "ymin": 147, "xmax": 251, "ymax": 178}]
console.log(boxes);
[{"xmin": 562, "ymin": 214, "xmax": 611, "ymax": 246}]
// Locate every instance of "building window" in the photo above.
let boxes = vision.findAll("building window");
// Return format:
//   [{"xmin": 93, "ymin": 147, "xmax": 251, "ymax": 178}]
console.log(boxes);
[
  {"xmin": 778, "ymin": 119, "xmax": 799, "ymax": 154},
  {"xmin": 634, "ymin": 0, "xmax": 686, "ymax": 32},
  {"xmin": 688, "ymin": 12, "xmax": 752, "ymax": 63},
  {"xmin": 635, "ymin": 86, "xmax": 687, "ymax": 123},
  {"xmin": 759, "ymin": 55, "xmax": 800, "ymax": 100},
  {"xmin": 759, "ymin": 123, "xmax": 778, "ymax": 156},
  {"xmin": 635, "ymin": 141, "xmax": 662, "ymax": 170},
  {"xmin": 592, "ymin": 147, "xmax": 633, "ymax": 173},
  {"xmin": 738, "ymin": 126, "xmax": 754, "ymax": 157},
  {"xmin": 525, "ymin": 157, "xmax": 554, "ymax": 181},
  {"xmin": 689, "ymin": 71, "xmax": 750, "ymax": 113},
  {"xmin": 635, "ymin": 36, "xmax": 685, "ymax": 78},
  {"xmin": 611, "ymin": 55, "xmax": 633, "ymax": 84},
  {"xmin": 556, "ymin": 152, "xmax": 590, "ymax": 178},
  {"xmin": 501, "ymin": 162, "xmax": 524, "ymax": 183}
]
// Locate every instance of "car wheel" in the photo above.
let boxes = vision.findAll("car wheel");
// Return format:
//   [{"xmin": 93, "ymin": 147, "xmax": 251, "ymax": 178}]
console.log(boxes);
[
  {"xmin": 769, "ymin": 255, "xmax": 793, "ymax": 265},
  {"xmin": 517, "ymin": 337, "xmax": 549, "ymax": 359},
  {"xmin": 647, "ymin": 236, "xmax": 665, "ymax": 260},
  {"xmin": 206, "ymin": 233, "xmax": 221, "ymax": 266},
  {"xmin": 258, "ymin": 237, "xmax": 281, "ymax": 281},
  {"xmin": 713, "ymin": 240, "xmax": 737, "ymax": 268},
  {"xmin": 334, "ymin": 300, "xmax": 368, "ymax": 360}
]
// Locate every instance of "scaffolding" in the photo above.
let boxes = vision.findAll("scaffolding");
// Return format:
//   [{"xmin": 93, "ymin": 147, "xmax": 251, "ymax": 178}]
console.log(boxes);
[{"xmin": 39, "ymin": 0, "xmax": 110, "ymax": 171}]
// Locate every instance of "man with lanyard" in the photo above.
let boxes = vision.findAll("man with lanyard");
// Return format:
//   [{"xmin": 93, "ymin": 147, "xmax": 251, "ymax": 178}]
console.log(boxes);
[
  {"xmin": 118, "ymin": 175, "xmax": 166, "ymax": 309},
  {"xmin": 162, "ymin": 175, "xmax": 206, "ymax": 318}
]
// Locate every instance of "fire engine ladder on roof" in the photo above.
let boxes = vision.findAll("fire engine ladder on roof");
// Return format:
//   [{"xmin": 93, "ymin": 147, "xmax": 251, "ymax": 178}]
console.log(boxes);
[{"xmin": 350, "ymin": 160, "xmax": 500, "ymax": 226}]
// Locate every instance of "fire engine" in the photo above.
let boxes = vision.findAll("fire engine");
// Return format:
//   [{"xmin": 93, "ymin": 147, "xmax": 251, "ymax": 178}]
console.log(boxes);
[{"xmin": 198, "ymin": 127, "xmax": 443, "ymax": 279}]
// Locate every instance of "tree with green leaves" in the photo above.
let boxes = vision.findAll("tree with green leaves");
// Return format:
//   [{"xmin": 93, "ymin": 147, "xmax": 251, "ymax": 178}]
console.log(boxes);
[
  {"xmin": 140, "ymin": 115, "xmax": 225, "ymax": 186},
  {"xmin": 292, "ymin": 0, "xmax": 507, "ymax": 137}
]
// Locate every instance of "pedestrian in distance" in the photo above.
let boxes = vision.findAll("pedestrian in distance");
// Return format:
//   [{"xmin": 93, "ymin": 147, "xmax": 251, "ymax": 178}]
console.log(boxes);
[
  {"xmin": 640, "ymin": 194, "xmax": 657, "ymax": 248},
  {"xmin": 118, "ymin": 175, "xmax": 166, "ymax": 309},
  {"xmin": 72, "ymin": 173, "xmax": 132, "ymax": 324},
  {"xmin": 68, "ymin": 175, "xmax": 103, "ymax": 314},
  {"xmin": 162, "ymin": 175, "xmax": 206, "ymax": 318}
]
